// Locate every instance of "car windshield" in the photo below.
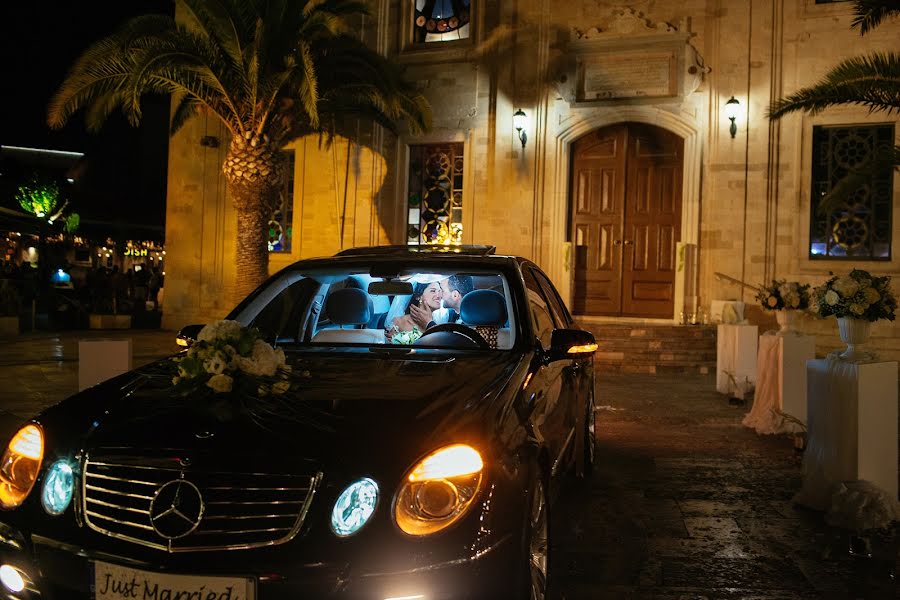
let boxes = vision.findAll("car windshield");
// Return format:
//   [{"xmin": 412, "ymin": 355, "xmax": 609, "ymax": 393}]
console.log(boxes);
[{"xmin": 229, "ymin": 267, "xmax": 517, "ymax": 351}]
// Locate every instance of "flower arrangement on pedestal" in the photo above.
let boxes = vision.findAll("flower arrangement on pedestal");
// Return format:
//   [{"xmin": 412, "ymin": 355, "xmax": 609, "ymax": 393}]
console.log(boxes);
[
  {"xmin": 756, "ymin": 279, "xmax": 811, "ymax": 310},
  {"xmin": 756, "ymin": 279, "xmax": 811, "ymax": 333},
  {"xmin": 810, "ymin": 269, "xmax": 897, "ymax": 361}
]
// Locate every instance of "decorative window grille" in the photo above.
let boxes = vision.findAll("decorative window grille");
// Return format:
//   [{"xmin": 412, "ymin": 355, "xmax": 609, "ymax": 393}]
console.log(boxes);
[
  {"xmin": 268, "ymin": 151, "xmax": 295, "ymax": 252},
  {"xmin": 414, "ymin": 0, "xmax": 471, "ymax": 43},
  {"xmin": 407, "ymin": 144, "xmax": 464, "ymax": 245},
  {"xmin": 809, "ymin": 124, "xmax": 893, "ymax": 260}
]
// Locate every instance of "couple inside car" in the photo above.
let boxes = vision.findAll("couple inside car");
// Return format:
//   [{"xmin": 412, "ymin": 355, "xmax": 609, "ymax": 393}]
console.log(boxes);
[{"xmin": 386, "ymin": 275, "xmax": 473, "ymax": 337}]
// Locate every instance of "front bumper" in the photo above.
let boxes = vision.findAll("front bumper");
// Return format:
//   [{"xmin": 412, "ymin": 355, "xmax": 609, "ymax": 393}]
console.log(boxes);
[{"xmin": 0, "ymin": 526, "xmax": 519, "ymax": 600}]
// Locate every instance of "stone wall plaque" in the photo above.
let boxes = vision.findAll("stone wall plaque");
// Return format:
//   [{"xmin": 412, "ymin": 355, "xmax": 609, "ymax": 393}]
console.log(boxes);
[{"xmin": 580, "ymin": 51, "xmax": 677, "ymax": 100}]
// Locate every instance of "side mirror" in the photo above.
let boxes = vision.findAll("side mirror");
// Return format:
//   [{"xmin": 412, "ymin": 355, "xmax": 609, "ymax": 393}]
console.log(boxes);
[
  {"xmin": 547, "ymin": 329, "xmax": 597, "ymax": 362},
  {"xmin": 176, "ymin": 324, "xmax": 204, "ymax": 348}
]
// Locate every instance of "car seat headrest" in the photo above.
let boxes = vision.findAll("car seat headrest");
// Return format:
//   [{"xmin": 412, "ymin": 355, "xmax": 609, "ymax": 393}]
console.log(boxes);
[
  {"xmin": 460, "ymin": 290, "xmax": 508, "ymax": 327},
  {"xmin": 326, "ymin": 288, "xmax": 373, "ymax": 326}
]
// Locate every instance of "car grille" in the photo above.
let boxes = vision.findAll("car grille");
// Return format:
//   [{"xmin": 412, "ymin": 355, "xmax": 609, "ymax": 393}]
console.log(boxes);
[{"xmin": 82, "ymin": 454, "xmax": 321, "ymax": 552}]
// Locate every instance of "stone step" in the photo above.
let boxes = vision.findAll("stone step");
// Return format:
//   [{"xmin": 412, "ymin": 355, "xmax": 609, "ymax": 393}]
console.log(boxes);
[
  {"xmin": 595, "ymin": 339, "xmax": 717, "ymax": 352},
  {"xmin": 596, "ymin": 363, "xmax": 713, "ymax": 375},
  {"xmin": 595, "ymin": 350, "xmax": 717, "ymax": 362},
  {"xmin": 578, "ymin": 323, "xmax": 718, "ymax": 376}
]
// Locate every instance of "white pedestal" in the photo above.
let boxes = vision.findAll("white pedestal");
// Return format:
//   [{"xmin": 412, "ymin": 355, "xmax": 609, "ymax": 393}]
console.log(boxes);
[
  {"xmin": 743, "ymin": 332, "xmax": 816, "ymax": 434},
  {"xmin": 716, "ymin": 324, "xmax": 758, "ymax": 396},
  {"xmin": 78, "ymin": 339, "xmax": 133, "ymax": 391},
  {"xmin": 795, "ymin": 359, "xmax": 899, "ymax": 510}
]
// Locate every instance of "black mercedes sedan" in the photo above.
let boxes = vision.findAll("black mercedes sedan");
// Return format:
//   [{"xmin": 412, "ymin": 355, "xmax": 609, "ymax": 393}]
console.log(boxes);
[{"xmin": 0, "ymin": 245, "xmax": 596, "ymax": 600}]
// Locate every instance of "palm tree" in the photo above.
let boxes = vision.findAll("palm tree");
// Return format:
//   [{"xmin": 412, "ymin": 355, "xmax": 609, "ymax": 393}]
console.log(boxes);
[
  {"xmin": 768, "ymin": 0, "xmax": 900, "ymax": 213},
  {"xmin": 49, "ymin": 0, "xmax": 431, "ymax": 298}
]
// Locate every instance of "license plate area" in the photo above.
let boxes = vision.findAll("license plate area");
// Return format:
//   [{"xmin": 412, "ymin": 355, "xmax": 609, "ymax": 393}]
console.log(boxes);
[{"xmin": 93, "ymin": 560, "xmax": 255, "ymax": 599}]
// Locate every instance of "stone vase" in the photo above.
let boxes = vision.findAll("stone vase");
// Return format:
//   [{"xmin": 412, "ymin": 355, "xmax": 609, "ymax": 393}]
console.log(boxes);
[
  {"xmin": 837, "ymin": 317, "xmax": 872, "ymax": 362},
  {"xmin": 775, "ymin": 309, "xmax": 798, "ymax": 335}
]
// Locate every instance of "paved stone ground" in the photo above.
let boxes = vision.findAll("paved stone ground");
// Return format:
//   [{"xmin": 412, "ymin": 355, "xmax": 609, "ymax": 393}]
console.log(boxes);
[
  {"xmin": 554, "ymin": 373, "xmax": 898, "ymax": 599},
  {"xmin": 0, "ymin": 331, "xmax": 896, "ymax": 598}
]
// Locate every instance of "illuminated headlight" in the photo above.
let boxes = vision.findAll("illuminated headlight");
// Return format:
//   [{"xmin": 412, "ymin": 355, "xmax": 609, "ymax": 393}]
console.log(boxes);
[
  {"xmin": 41, "ymin": 460, "xmax": 74, "ymax": 515},
  {"xmin": 331, "ymin": 478, "xmax": 379, "ymax": 537},
  {"xmin": 394, "ymin": 444, "xmax": 483, "ymax": 536},
  {"xmin": 0, "ymin": 565, "xmax": 24, "ymax": 593},
  {"xmin": 0, "ymin": 424, "xmax": 43, "ymax": 510}
]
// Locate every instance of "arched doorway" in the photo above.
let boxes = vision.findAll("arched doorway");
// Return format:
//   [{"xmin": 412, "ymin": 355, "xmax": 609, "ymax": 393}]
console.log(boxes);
[{"xmin": 570, "ymin": 123, "xmax": 683, "ymax": 318}]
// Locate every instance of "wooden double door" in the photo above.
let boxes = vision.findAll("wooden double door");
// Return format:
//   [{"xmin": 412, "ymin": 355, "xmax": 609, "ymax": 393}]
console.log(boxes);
[{"xmin": 570, "ymin": 123, "xmax": 683, "ymax": 318}]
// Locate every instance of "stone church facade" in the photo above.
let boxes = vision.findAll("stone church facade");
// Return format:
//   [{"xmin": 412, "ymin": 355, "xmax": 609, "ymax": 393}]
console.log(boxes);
[{"xmin": 163, "ymin": 0, "xmax": 900, "ymax": 359}]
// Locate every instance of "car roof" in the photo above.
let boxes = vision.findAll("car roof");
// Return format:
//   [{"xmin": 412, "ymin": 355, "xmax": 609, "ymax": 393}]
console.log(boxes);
[{"xmin": 334, "ymin": 244, "xmax": 499, "ymax": 257}]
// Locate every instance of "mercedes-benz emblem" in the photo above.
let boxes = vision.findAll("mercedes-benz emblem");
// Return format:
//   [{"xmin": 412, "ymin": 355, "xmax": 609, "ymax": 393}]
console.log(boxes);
[{"xmin": 149, "ymin": 480, "xmax": 205, "ymax": 540}]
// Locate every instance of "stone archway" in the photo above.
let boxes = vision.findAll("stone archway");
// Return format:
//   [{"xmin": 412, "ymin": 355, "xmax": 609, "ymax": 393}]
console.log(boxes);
[{"xmin": 540, "ymin": 106, "xmax": 701, "ymax": 322}]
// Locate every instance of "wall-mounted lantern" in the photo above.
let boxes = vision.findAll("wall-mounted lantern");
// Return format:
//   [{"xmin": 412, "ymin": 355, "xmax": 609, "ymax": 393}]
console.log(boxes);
[
  {"xmin": 724, "ymin": 96, "xmax": 740, "ymax": 139},
  {"xmin": 513, "ymin": 109, "xmax": 528, "ymax": 149}
]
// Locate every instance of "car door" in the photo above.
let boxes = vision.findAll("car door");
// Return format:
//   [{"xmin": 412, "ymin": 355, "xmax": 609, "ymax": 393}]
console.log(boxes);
[
  {"xmin": 532, "ymin": 267, "xmax": 593, "ymax": 474},
  {"xmin": 521, "ymin": 266, "xmax": 571, "ymax": 474}
]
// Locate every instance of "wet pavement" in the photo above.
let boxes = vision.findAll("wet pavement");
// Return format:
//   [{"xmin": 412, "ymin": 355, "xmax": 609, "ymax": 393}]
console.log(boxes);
[{"xmin": 0, "ymin": 330, "xmax": 896, "ymax": 599}]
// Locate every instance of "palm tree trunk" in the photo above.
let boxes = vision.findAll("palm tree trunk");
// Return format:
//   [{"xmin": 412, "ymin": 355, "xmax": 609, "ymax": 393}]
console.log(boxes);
[
  {"xmin": 223, "ymin": 134, "xmax": 285, "ymax": 301},
  {"xmin": 229, "ymin": 179, "xmax": 274, "ymax": 300}
]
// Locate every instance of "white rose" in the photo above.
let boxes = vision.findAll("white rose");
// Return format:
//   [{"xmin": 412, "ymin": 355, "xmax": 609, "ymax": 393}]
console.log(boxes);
[
  {"xmin": 825, "ymin": 290, "xmax": 839, "ymax": 306},
  {"xmin": 206, "ymin": 374, "xmax": 233, "ymax": 393},
  {"xmin": 766, "ymin": 295, "xmax": 778, "ymax": 308},
  {"xmin": 864, "ymin": 287, "xmax": 881, "ymax": 305},
  {"xmin": 832, "ymin": 277, "xmax": 859, "ymax": 298},
  {"xmin": 197, "ymin": 320, "xmax": 243, "ymax": 343},
  {"xmin": 850, "ymin": 303, "xmax": 865, "ymax": 315},
  {"xmin": 789, "ymin": 295, "xmax": 800, "ymax": 308},
  {"xmin": 204, "ymin": 354, "xmax": 227, "ymax": 375},
  {"xmin": 235, "ymin": 340, "xmax": 281, "ymax": 376}
]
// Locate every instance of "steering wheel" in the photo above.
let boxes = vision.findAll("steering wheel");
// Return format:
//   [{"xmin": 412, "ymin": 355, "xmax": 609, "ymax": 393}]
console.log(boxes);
[{"xmin": 413, "ymin": 323, "xmax": 491, "ymax": 349}]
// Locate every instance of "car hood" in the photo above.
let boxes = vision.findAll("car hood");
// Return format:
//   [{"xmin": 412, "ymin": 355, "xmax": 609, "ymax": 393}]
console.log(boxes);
[{"xmin": 42, "ymin": 351, "xmax": 526, "ymax": 474}]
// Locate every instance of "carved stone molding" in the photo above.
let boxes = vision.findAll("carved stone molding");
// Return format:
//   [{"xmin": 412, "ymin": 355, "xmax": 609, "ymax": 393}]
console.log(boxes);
[{"xmin": 563, "ymin": 8, "xmax": 707, "ymax": 106}]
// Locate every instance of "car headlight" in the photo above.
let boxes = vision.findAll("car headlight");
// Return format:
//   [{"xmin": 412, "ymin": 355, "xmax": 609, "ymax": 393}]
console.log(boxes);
[
  {"xmin": 41, "ymin": 460, "xmax": 74, "ymax": 516},
  {"xmin": 331, "ymin": 477, "xmax": 379, "ymax": 537},
  {"xmin": 0, "ymin": 424, "xmax": 44, "ymax": 510},
  {"xmin": 394, "ymin": 444, "xmax": 483, "ymax": 536}
]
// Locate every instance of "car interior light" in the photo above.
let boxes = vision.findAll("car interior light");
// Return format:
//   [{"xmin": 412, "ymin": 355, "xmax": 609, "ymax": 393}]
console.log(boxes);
[
  {"xmin": 0, "ymin": 424, "xmax": 44, "ymax": 509},
  {"xmin": 41, "ymin": 460, "xmax": 74, "ymax": 515},
  {"xmin": 331, "ymin": 478, "xmax": 379, "ymax": 537},
  {"xmin": 0, "ymin": 565, "xmax": 25, "ymax": 593},
  {"xmin": 567, "ymin": 343, "xmax": 598, "ymax": 354},
  {"xmin": 176, "ymin": 337, "xmax": 190, "ymax": 347},
  {"xmin": 407, "ymin": 444, "xmax": 482, "ymax": 481},
  {"xmin": 395, "ymin": 444, "xmax": 484, "ymax": 536}
]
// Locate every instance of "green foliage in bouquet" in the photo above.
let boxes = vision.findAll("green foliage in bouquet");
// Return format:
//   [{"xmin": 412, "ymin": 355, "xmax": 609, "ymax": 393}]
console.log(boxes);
[
  {"xmin": 811, "ymin": 269, "xmax": 897, "ymax": 322},
  {"xmin": 756, "ymin": 279, "xmax": 811, "ymax": 311}
]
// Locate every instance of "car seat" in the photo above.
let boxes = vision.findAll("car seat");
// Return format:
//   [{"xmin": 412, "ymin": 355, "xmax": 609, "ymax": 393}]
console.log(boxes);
[
  {"xmin": 312, "ymin": 288, "xmax": 385, "ymax": 344},
  {"xmin": 459, "ymin": 289, "xmax": 510, "ymax": 349}
]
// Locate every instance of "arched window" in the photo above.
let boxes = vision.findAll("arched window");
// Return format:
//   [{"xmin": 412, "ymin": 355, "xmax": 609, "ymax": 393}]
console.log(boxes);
[{"xmin": 414, "ymin": 0, "xmax": 471, "ymax": 43}]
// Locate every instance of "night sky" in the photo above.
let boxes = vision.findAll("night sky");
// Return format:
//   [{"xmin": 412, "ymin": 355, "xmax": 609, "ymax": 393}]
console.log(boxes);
[{"xmin": 1, "ymin": 1, "xmax": 175, "ymax": 230}]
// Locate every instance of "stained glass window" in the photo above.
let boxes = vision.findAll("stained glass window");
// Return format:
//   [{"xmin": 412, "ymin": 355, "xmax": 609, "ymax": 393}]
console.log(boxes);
[
  {"xmin": 407, "ymin": 143, "xmax": 464, "ymax": 245},
  {"xmin": 809, "ymin": 124, "xmax": 893, "ymax": 260},
  {"xmin": 414, "ymin": 0, "xmax": 471, "ymax": 43},
  {"xmin": 268, "ymin": 151, "xmax": 295, "ymax": 252}
]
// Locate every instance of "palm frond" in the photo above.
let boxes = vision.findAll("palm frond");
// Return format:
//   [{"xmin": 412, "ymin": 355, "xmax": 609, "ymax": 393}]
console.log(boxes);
[
  {"xmin": 816, "ymin": 143, "xmax": 900, "ymax": 215},
  {"xmin": 768, "ymin": 52, "xmax": 900, "ymax": 119},
  {"xmin": 851, "ymin": 0, "xmax": 900, "ymax": 35},
  {"xmin": 170, "ymin": 93, "xmax": 203, "ymax": 134},
  {"xmin": 179, "ymin": 0, "xmax": 246, "ymax": 71}
]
